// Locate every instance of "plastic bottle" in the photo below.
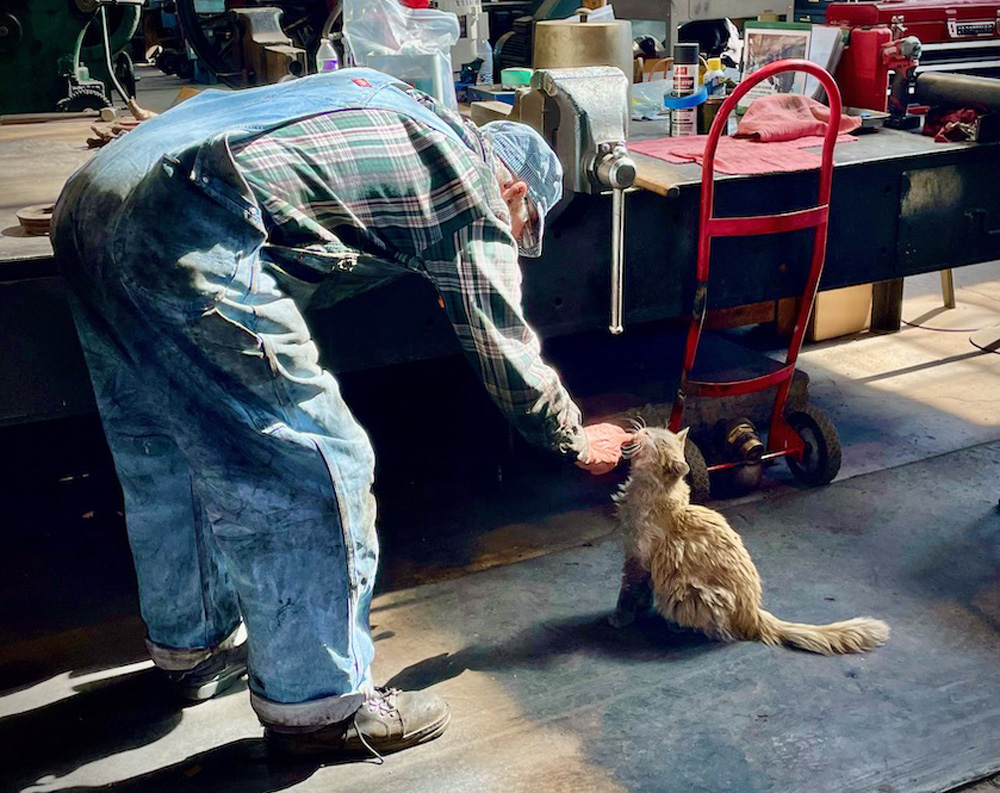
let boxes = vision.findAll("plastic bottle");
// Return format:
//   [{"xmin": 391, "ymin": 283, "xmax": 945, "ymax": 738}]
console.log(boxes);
[
  {"xmin": 671, "ymin": 43, "xmax": 700, "ymax": 137},
  {"xmin": 315, "ymin": 37, "xmax": 339, "ymax": 73},
  {"xmin": 704, "ymin": 57, "xmax": 726, "ymax": 98},
  {"xmin": 476, "ymin": 39, "xmax": 494, "ymax": 84}
]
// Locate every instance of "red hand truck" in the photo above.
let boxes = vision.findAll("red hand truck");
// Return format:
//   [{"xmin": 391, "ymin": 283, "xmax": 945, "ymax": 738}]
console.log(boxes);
[{"xmin": 668, "ymin": 59, "xmax": 844, "ymax": 499}]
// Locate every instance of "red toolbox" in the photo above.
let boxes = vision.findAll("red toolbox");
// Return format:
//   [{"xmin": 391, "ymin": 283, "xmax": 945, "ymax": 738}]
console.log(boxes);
[
  {"xmin": 826, "ymin": 0, "xmax": 1000, "ymax": 110},
  {"xmin": 827, "ymin": 0, "xmax": 1000, "ymax": 45}
]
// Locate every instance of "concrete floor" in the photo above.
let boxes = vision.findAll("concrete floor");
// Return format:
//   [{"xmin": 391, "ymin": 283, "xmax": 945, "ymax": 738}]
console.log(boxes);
[
  {"xmin": 806, "ymin": 266, "xmax": 1000, "ymax": 792},
  {"xmin": 130, "ymin": 65, "xmax": 228, "ymax": 114},
  {"xmin": 1, "ymin": 264, "xmax": 998, "ymax": 792},
  {"xmin": 2, "ymin": 66, "xmax": 1000, "ymax": 788}
]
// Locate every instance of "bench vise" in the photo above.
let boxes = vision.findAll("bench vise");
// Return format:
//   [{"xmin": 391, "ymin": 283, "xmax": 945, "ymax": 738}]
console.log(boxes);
[{"xmin": 515, "ymin": 65, "xmax": 637, "ymax": 335}]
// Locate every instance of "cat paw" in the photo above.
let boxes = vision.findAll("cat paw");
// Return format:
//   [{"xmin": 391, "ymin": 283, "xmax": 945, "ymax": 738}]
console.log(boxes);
[{"xmin": 608, "ymin": 610, "xmax": 636, "ymax": 629}]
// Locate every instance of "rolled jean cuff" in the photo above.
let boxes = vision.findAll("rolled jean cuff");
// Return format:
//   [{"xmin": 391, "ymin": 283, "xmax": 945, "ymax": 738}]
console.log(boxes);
[
  {"xmin": 146, "ymin": 621, "xmax": 247, "ymax": 672},
  {"xmin": 252, "ymin": 687, "xmax": 371, "ymax": 731}
]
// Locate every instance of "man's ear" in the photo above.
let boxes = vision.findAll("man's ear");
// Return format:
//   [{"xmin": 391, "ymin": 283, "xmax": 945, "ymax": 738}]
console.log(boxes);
[{"xmin": 500, "ymin": 180, "xmax": 528, "ymax": 203}]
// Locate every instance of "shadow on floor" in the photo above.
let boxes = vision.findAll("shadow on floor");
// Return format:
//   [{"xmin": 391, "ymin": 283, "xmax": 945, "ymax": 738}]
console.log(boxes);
[
  {"xmin": 42, "ymin": 739, "xmax": 323, "ymax": 793},
  {"xmin": 907, "ymin": 509, "xmax": 1000, "ymax": 635},
  {"xmin": 0, "ymin": 666, "xmax": 249, "ymax": 793},
  {"xmin": 0, "ymin": 615, "xmax": 149, "ymax": 698},
  {"xmin": 386, "ymin": 610, "xmax": 716, "ymax": 692}
]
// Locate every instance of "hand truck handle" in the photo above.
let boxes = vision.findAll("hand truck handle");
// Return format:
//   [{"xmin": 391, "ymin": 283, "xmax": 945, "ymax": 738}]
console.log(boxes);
[{"xmin": 699, "ymin": 60, "xmax": 844, "ymax": 259}]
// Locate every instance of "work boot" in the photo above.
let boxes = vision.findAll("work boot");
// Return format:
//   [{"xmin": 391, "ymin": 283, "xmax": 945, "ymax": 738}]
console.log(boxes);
[
  {"xmin": 265, "ymin": 687, "xmax": 451, "ymax": 761},
  {"xmin": 163, "ymin": 640, "xmax": 249, "ymax": 702}
]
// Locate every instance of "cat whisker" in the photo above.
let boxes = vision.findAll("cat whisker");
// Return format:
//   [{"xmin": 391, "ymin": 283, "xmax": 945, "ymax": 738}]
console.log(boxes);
[{"xmin": 622, "ymin": 441, "xmax": 641, "ymax": 459}]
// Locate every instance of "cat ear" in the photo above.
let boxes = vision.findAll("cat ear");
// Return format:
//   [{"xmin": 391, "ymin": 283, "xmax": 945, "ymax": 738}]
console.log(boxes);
[
  {"xmin": 667, "ymin": 457, "xmax": 690, "ymax": 479},
  {"xmin": 676, "ymin": 427, "xmax": 690, "ymax": 444}
]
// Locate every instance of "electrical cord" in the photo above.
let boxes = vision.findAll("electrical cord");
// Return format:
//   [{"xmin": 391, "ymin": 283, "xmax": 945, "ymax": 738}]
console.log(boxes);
[{"xmin": 99, "ymin": 6, "xmax": 133, "ymax": 104}]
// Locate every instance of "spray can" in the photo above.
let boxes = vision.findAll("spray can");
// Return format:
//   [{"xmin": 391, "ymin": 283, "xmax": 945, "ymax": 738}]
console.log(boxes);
[
  {"xmin": 699, "ymin": 57, "xmax": 727, "ymax": 133},
  {"xmin": 671, "ymin": 43, "xmax": 700, "ymax": 137},
  {"xmin": 703, "ymin": 57, "xmax": 726, "ymax": 98}
]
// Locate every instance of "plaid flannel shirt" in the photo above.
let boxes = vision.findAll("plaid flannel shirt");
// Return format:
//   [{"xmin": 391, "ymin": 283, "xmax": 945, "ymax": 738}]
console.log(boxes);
[{"xmin": 230, "ymin": 98, "xmax": 587, "ymax": 461}]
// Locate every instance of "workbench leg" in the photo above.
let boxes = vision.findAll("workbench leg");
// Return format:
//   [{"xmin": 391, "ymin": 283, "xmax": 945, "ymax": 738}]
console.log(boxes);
[
  {"xmin": 940, "ymin": 269, "xmax": 957, "ymax": 309},
  {"xmin": 871, "ymin": 278, "xmax": 905, "ymax": 334}
]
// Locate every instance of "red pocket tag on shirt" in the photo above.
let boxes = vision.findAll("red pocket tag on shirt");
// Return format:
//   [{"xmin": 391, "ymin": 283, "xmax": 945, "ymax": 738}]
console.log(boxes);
[{"xmin": 352, "ymin": 78, "xmax": 372, "ymax": 88}]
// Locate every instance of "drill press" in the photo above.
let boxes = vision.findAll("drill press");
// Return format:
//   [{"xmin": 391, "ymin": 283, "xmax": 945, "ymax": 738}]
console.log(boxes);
[{"xmin": 0, "ymin": 0, "xmax": 142, "ymax": 115}]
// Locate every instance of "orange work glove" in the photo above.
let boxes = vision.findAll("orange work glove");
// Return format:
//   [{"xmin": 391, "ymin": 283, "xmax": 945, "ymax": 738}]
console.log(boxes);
[{"xmin": 575, "ymin": 423, "xmax": 634, "ymax": 476}]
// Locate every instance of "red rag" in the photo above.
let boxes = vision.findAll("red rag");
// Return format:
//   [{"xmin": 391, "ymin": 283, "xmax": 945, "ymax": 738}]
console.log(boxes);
[
  {"xmin": 736, "ymin": 94, "xmax": 861, "ymax": 142},
  {"xmin": 923, "ymin": 106, "xmax": 984, "ymax": 143},
  {"xmin": 629, "ymin": 134, "xmax": 857, "ymax": 176}
]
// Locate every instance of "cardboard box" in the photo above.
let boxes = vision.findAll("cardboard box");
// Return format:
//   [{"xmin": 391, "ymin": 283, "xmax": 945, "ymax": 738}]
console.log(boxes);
[
  {"xmin": 808, "ymin": 283, "xmax": 873, "ymax": 341},
  {"xmin": 470, "ymin": 100, "xmax": 513, "ymax": 125}
]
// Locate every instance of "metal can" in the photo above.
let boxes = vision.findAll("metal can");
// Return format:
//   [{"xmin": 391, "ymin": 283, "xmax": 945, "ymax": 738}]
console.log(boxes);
[{"xmin": 671, "ymin": 42, "xmax": 700, "ymax": 137}]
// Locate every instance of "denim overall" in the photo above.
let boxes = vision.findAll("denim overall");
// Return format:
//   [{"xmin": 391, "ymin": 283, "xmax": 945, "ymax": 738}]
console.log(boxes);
[{"xmin": 52, "ymin": 69, "xmax": 471, "ymax": 727}]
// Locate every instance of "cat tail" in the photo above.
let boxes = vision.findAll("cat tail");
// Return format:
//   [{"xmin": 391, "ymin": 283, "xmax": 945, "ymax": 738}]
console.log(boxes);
[{"xmin": 755, "ymin": 609, "xmax": 890, "ymax": 655}]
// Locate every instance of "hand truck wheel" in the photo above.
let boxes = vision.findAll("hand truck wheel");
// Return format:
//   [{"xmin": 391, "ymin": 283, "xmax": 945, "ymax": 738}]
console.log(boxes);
[
  {"xmin": 785, "ymin": 405, "xmax": 841, "ymax": 486},
  {"xmin": 685, "ymin": 437, "xmax": 711, "ymax": 502}
]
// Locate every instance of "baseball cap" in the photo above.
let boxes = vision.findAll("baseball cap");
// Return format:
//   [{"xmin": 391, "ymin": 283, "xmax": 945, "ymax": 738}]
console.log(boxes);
[{"xmin": 480, "ymin": 120, "xmax": 563, "ymax": 257}]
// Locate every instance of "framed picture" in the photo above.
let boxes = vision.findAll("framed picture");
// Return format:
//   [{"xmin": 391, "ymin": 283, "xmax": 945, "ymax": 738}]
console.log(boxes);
[{"xmin": 739, "ymin": 22, "xmax": 812, "ymax": 111}]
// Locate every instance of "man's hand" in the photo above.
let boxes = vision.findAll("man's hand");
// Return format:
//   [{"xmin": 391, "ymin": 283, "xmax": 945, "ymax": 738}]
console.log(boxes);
[{"xmin": 576, "ymin": 423, "xmax": 634, "ymax": 476}]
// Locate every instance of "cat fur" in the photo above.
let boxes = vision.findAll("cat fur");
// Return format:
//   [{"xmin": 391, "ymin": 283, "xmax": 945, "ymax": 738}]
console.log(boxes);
[{"xmin": 612, "ymin": 426, "xmax": 889, "ymax": 655}]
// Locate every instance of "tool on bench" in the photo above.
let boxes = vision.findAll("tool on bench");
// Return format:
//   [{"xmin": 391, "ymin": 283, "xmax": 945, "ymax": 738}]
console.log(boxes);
[
  {"xmin": 883, "ymin": 45, "xmax": 1000, "ymax": 138},
  {"xmin": 515, "ymin": 65, "xmax": 637, "ymax": 335},
  {"xmin": 0, "ymin": 0, "xmax": 143, "ymax": 115},
  {"xmin": 229, "ymin": 7, "xmax": 307, "ymax": 86},
  {"xmin": 885, "ymin": 35, "xmax": 924, "ymax": 129},
  {"xmin": 668, "ymin": 59, "xmax": 844, "ymax": 499},
  {"xmin": 828, "ymin": 0, "xmax": 1000, "ymax": 115},
  {"xmin": 844, "ymin": 21, "xmax": 1000, "ymax": 138},
  {"xmin": 826, "ymin": 1, "xmax": 1000, "ymax": 139}
]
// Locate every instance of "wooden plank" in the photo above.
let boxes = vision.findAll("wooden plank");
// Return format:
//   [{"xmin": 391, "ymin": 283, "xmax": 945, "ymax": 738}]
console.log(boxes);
[
  {"xmin": 705, "ymin": 300, "xmax": 777, "ymax": 330},
  {"xmin": 631, "ymin": 152, "xmax": 684, "ymax": 198},
  {"xmin": 0, "ymin": 119, "xmax": 95, "ymax": 266},
  {"xmin": 1, "ymin": 111, "xmax": 101, "ymax": 125}
]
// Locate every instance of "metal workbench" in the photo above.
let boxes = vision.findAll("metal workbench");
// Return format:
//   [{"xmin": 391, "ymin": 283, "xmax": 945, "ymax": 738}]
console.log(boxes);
[
  {"xmin": 306, "ymin": 125, "xmax": 1000, "ymax": 371},
  {"xmin": 2, "ymin": 119, "xmax": 998, "ymax": 425}
]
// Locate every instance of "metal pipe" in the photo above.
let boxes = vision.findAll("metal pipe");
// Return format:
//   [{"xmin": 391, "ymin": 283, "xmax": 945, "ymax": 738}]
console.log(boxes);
[
  {"xmin": 941, "ymin": 269, "xmax": 956, "ymax": 309},
  {"xmin": 609, "ymin": 186, "xmax": 625, "ymax": 335},
  {"xmin": 99, "ymin": 5, "xmax": 133, "ymax": 104},
  {"xmin": 916, "ymin": 72, "xmax": 1000, "ymax": 111}
]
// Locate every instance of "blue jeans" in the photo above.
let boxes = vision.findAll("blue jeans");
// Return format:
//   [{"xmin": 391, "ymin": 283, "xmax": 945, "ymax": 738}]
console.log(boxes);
[
  {"xmin": 65, "ymin": 201, "xmax": 379, "ymax": 727},
  {"xmin": 52, "ymin": 68, "xmax": 453, "ymax": 728}
]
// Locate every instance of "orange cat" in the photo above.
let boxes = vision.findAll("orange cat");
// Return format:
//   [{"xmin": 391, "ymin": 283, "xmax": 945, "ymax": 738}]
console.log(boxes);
[{"xmin": 612, "ymin": 426, "xmax": 889, "ymax": 655}]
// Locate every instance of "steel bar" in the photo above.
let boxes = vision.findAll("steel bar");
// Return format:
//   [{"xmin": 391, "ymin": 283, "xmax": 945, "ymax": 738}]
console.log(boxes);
[
  {"xmin": 916, "ymin": 72, "xmax": 1000, "ymax": 111},
  {"xmin": 609, "ymin": 186, "xmax": 626, "ymax": 335}
]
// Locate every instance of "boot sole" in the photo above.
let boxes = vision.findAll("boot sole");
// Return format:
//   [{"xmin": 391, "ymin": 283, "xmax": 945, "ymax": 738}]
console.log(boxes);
[
  {"xmin": 176, "ymin": 663, "xmax": 248, "ymax": 703},
  {"xmin": 267, "ymin": 708, "xmax": 452, "ymax": 761}
]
